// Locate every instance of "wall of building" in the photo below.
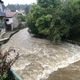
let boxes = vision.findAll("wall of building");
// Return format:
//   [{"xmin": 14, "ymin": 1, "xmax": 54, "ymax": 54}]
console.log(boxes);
[
  {"xmin": 5, "ymin": 14, "xmax": 19, "ymax": 30},
  {"xmin": 12, "ymin": 15, "xmax": 19, "ymax": 29},
  {"xmin": 6, "ymin": 18, "xmax": 13, "ymax": 25}
]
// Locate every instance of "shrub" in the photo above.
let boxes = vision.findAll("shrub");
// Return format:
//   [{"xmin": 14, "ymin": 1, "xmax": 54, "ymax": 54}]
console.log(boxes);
[
  {"xmin": 62, "ymin": 0, "xmax": 80, "ymax": 38},
  {"xmin": 27, "ymin": 4, "xmax": 45, "ymax": 35},
  {"xmin": 18, "ymin": 15, "xmax": 26, "ymax": 22},
  {"xmin": 35, "ymin": 15, "xmax": 52, "ymax": 36},
  {"xmin": 0, "ymin": 48, "xmax": 19, "ymax": 80}
]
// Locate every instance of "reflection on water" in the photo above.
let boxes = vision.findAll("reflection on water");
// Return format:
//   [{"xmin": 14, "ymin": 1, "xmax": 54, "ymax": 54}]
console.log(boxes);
[{"xmin": 2, "ymin": 28, "xmax": 80, "ymax": 80}]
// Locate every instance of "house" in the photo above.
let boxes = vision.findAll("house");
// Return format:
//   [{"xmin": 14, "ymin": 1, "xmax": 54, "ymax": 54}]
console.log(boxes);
[
  {"xmin": 5, "ymin": 11, "xmax": 19, "ymax": 31},
  {"xmin": 0, "ymin": 0, "xmax": 6, "ymax": 35}
]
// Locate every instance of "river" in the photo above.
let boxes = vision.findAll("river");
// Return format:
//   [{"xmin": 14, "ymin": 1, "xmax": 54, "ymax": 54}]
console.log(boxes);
[{"xmin": 1, "ymin": 28, "xmax": 80, "ymax": 80}]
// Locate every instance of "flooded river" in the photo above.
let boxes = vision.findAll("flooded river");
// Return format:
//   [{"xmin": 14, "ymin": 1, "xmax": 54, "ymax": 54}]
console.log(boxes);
[
  {"xmin": 47, "ymin": 60, "xmax": 80, "ymax": 80},
  {"xmin": 2, "ymin": 28, "xmax": 80, "ymax": 80}
]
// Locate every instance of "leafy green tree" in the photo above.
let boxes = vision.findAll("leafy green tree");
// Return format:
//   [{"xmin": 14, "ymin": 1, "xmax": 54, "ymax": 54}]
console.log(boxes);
[
  {"xmin": 25, "ymin": 5, "xmax": 30, "ymax": 14},
  {"xmin": 37, "ymin": 0, "xmax": 60, "ymax": 8},
  {"xmin": 27, "ymin": 0, "xmax": 80, "ymax": 42},
  {"xmin": 35, "ymin": 14, "xmax": 52, "ymax": 36},
  {"xmin": 27, "ymin": 4, "xmax": 45, "ymax": 35},
  {"xmin": 18, "ymin": 15, "xmax": 26, "ymax": 22},
  {"xmin": 62, "ymin": 0, "xmax": 80, "ymax": 38}
]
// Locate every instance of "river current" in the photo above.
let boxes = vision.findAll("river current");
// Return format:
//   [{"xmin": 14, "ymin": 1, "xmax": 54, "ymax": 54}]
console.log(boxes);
[{"xmin": 2, "ymin": 28, "xmax": 80, "ymax": 80}]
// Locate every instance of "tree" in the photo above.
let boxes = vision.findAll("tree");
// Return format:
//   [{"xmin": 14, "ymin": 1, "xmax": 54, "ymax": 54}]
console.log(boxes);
[
  {"xmin": 62, "ymin": 0, "xmax": 80, "ymax": 38},
  {"xmin": 25, "ymin": 5, "xmax": 30, "ymax": 14},
  {"xmin": 27, "ymin": 0, "xmax": 80, "ymax": 42},
  {"xmin": 35, "ymin": 14, "xmax": 52, "ymax": 36},
  {"xmin": 27, "ymin": 4, "xmax": 45, "ymax": 35}
]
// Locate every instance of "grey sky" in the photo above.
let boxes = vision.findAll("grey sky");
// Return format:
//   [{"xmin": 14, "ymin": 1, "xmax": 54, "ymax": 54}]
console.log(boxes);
[{"xmin": 2, "ymin": 0, "xmax": 37, "ymax": 5}]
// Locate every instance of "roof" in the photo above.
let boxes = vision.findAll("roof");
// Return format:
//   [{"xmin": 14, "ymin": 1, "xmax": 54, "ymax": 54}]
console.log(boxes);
[{"xmin": 6, "ymin": 12, "xmax": 17, "ymax": 18}]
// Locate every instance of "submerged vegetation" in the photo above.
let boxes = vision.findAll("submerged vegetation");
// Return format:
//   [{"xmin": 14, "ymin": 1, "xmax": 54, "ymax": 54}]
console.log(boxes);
[{"xmin": 27, "ymin": 0, "xmax": 80, "ymax": 42}]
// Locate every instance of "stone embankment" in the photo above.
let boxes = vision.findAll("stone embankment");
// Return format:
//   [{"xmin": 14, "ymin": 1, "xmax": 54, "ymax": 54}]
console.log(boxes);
[{"xmin": 0, "ymin": 30, "xmax": 20, "ymax": 45}]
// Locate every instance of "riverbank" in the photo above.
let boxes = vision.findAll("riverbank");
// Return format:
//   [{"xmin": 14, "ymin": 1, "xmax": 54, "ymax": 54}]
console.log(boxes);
[
  {"xmin": 0, "ymin": 29, "xmax": 20, "ymax": 46},
  {"xmin": 47, "ymin": 60, "xmax": 80, "ymax": 80}
]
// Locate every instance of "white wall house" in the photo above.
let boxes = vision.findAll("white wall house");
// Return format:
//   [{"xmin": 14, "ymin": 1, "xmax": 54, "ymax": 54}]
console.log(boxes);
[{"xmin": 5, "ymin": 12, "xmax": 19, "ymax": 31}]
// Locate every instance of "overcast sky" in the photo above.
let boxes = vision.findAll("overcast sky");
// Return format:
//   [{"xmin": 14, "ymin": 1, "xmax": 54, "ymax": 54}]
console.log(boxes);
[{"xmin": 2, "ymin": 0, "xmax": 37, "ymax": 5}]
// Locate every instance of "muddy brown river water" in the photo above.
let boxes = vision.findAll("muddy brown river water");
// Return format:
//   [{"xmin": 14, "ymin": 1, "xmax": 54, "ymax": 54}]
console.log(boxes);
[
  {"xmin": 47, "ymin": 60, "xmax": 80, "ymax": 80},
  {"xmin": 1, "ymin": 28, "xmax": 80, "ymax": 80}
]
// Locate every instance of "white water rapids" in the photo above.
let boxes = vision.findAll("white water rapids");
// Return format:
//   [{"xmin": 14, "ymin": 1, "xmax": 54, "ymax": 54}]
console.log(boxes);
[{"xmin": 1, "ymin": 28, "xmax": 80, "ymax": 80}]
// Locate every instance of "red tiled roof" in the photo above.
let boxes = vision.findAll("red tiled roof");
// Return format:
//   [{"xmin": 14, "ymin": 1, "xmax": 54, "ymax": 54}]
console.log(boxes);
[{"xmin": 6, "ymin": 12, "xmax": 17, "ymax": 18}]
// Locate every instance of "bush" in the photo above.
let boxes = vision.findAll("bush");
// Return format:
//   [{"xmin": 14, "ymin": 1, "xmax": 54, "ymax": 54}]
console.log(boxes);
[
  {"xmin": 18, "ymin": 15, "xmax": 26, "ymax": 22},
  {"xmin": 27, "ymin": 4, "xmax": 45, "ymax": 35},
  {"xmin": 35, "ymin": 15, "xmax": 52, "ymax": 36},
  {"xmin": 0, "ymin": 48, "xmax": 19, "ymax": 80}
]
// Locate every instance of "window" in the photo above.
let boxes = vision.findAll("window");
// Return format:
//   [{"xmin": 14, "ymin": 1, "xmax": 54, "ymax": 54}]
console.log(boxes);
[{"xmin": 6, "ymin": 19, "xmax": 9, "ymax": 21}]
